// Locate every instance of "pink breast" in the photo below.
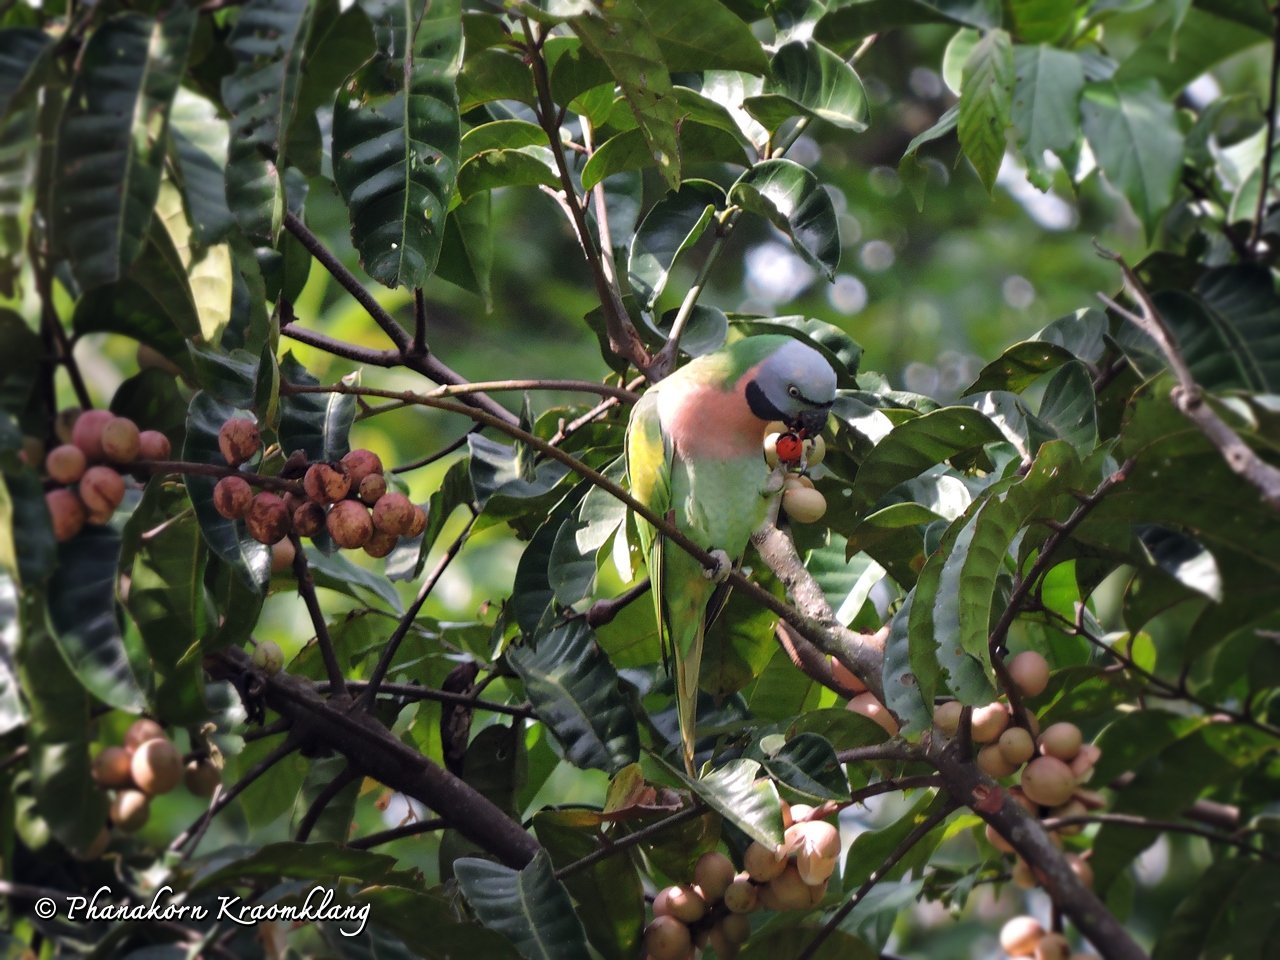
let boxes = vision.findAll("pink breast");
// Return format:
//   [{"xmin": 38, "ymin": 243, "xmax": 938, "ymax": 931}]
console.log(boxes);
[{"xmin": 659, "ymin": 366, "xmax": 768, "ymax": 460}]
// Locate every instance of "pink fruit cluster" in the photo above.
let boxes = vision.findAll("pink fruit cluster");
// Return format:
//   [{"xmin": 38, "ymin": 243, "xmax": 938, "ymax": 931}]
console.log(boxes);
[{"xmin": 1000, "ymin": 916, "xmax": 1095, "ymax": 959}]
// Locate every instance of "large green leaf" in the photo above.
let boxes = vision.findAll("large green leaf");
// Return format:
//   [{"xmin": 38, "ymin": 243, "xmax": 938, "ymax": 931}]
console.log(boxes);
[
  {"xmin": 192, "ymin": 840, "xmax": 415, "ymax": 889},
  {"xmin": 634, "ymin": 0, "xmax": 770, "ymax": 75},
  {"xmin": 1037, "ymin": 360, "xmax": 1097, "ymax": 453},
  {"xmin": 1080, "ymin": 79, "xmax": 1184, "ymax": 238},
  {"xmin": 54, "ymin": 9, "xmax": 195, "ymax": 289},
  {"xmin": 755, "ymin": 732, "xmax": 847, "ymax": 801},
  {"xmin": 1114, "ymin": 8, "xmax": 1265, "ymax": 95},
  {"xmin": 47, "ymin": 526, "xmax": 146, "ymax": 710},
  {"xmin": 729, "ymin": 159, "xmax": 840, "ymax": 279},
  {"xmin": 880, "ymin": 591, "xmax": 932, "ymax": 735},
  {"xmin": 0, "ymin": 27, "xmax": 49, "ymax": 119},
  {"xmin": 508, "ymin": 620, "xmax": 640, "ymax": 774},
  {"xmin": 333, "ymin": 0, "xmax": 462, "ymax": 288},
  {"xmin": 1190, "ymin": 265, "xmax": 1280, "ymax": 392},
  {"xmin": 815, "ymin": 0, "xmax": 1001, "ymax": 54},
  {"xmin": 455, "ymin": 851, "xmax": 593, "ymax": 960},
  {"xmin": 681, "ymin": 757, "xmax": 784, "ymax": 847},
  {"xmin": 957, "ymin": 28, "xmax": 1013, "ymax": 194},
  {"xmin": 628, "ymin": 180, "xmax": 722, "ymax": 311},
  {"xmin": 154, "ymin": 180, "xmax": 233, "ymax": 344},
  {"xmin": 0, "ymin": 436, "xmax": 56, "ymax": 587},
  {"xmin": 168, "ymin": 88, "xmax": 235, "ymax": 247},
  {"xmin": 965, "ymin": 309, "xmax": 1107, "ymax": 393},
  {"xmin": 277, "ymin": 353, "xmax": 356, "ymax": 461},
  {"xmin": 1153, "ymin": 861, "xmax": 1280, "ymax": 960},
  {"xmin": 581, "ymin": 118, "xmax": 748, "ymax": 191},
  {"xmin": 744, "ymin": 41, "xmax": 870, "ymax": 133},
  {"xmin": 1011, "ymin": 44, "xmax": 1084, "ymax": 189}
]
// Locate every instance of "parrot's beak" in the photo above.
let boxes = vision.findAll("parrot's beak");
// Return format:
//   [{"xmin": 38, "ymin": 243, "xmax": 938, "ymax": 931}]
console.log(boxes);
[{"xmin": 790, "ymin": 406, "xmax": 830, "ymax": 437}]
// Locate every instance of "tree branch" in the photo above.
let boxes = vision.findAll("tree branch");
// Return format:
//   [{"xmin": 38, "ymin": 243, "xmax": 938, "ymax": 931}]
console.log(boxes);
[
  {"xmin": 294, "ymin": 766, "xmax": 360, "ymax": 842},
  {"xmin": 1042, "ymin": 812, "xmax": 1280, "ymax": 863},
  {"xmin": 287, "ymin": 532, "xmax": 348, "ymax": 699},
  {"xmin": 323, "ymin": 679, "xmax": 534, "ymax": 719},
  {"xmin": 170, "ymin": 738, "xmax": 299, "ymax": 855},
  {"xmin": 281, "ymin": 322, "xmax": 400, "ymax": 367},
  {"xmin": 348, "ymin": 817, "xmax": 448, "ymax": 850}
]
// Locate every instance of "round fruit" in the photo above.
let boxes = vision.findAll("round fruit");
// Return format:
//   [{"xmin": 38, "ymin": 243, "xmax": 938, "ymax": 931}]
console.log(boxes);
[
  {"xmin": 45, "ymin": 489, "xmax": 86, "ymax": 542},
  {"xmin": 984, "ymin": 822, "xmax": 1014, "ymax": 854},
  {"xmin": 977, "ymin": 744, "xmax": 1019, "ymax": 778},
  {"xmin": 101, "ymin": 417, "xmax": 141, "ymax": 463},
  {"xmin": 79, "ymin": 466, "xmax": 126, "ymax": 522},
  {"xmin": 767, "ymin": 866, "xmax": 813, "ymax": 911},
  {"xmin": 218, "ymin": 418, "xmax": 261, "ymax": 467},
  {"xmin": 407, "ymin": 504, "xmax": 427, "ymax": 538},
  {"xmin": 364, "ymin": 529, "xmax": 398, "ymax": 558},
  {"xmin": 1069, "ymin": 743, "xmax": 1101, "ymax": 781},
  {"xmin": 137, "ymin": 430, "xmax": 171, "ymax": 461},
  {"xmin": 124, "ymin": 719, "xmax": 166, "ymax": 751},
  {"xmin": 245, "ymin": 493, "xmax": 290, "ymax": 545},
  {"xmin": 998, "ymin": 727, "xmax": 1036, "ymax": 766},
  {"xmin": 71, "ymin": 409, "xmax": 115, "ymax": 461},
  {"xmin": 643, "ymin": 916, "xmax": 692, "ymax": 960},
  {"xmin": 1009, "ymin": 786, "xmax": 1038, "ymax": 814},
  {"xmin": 830, "ymin": 656, "xmax": 867, "ymax": 694},
  {"xmin": 971, "ymin": 702, "xmax": 1011, "ymax": 743},
  {"xmin": 723, "ymin": 875, "xmax": 758, "ymax": 913},
  {"xmin": 781, "ymin": 485, "xmax": 827, "ymax": 523},
  {"xmin": 1021, "ymin": 756, "xmax": 1076, "ymax": 807},
  {"xmin": 847, "ymin": 692, "xmax": 899, "ymax": 736},
  {"xmin": 1050, "ymin": 798, "xmax": 1088, "ymax": 835},
  {"xmin": 304, "ymin": 462, "xmax": 351, "ymax": 504},
  {"xmin": 784, "ymin": 801, "xmax": 815, "ymax": 827},
  {"xmin": 327, "ymin": 500, "xmax": 373, "ymax": 549},
  {"xmin": 341, "ymin": 449, "xmax": 383, "ymax": 487},
  {"xmin": 92, "ymin": 746, "xmax": 134, "ymax": 789},
  {"xmin": 110, "ymin": 789, "xmax": 150, "ymax": 833},
  {"xmin": 184, "ymin": 759, "xmax": 220, "ymax": 798},
  {"xmin": 783, "ymin": 474, "xmax": 815, "ymax": 490},
  {"xmin": 1012, "ymin": 856, "xmax": 1037, "ymax": 889},
  {"xmin": 270, "ymin": 537, "xmax": 296, "ymax": 573},
  {"xmin": 693, "ymin": 851, "xmax": 735, "ymax": 902},
  {"xmin": 789, "ymin": 821, "xmax": 841, "ymax": 885},
  {"xmin": 775, "ymin": 433, "xmax": 804, "ymax": 463},
  {"xmin": 45, "ymin": 444, "xmax": 87, "ymax": 484},
  {"xmin": 1035, "ymin": 933, "xmax": 1071, "ymax": 960},
  {"xmin": 1009, "ymin": 651, "xmax": 1050, "ymax": 697},
  {"xmin": 720, "ymin": 913, "xmax": 751, "ymax": 945},
  {"xmin": 660, "ymin": 885, "xmax": 706, "ymax": 924},
  {"xmin": 933, "ymin": 700, "xmax": 963, "ymax": 736},
  {"xmin": 763, "ymin": 432, "xmax": 782, "ymax": 468},
  {"xmin": 1067, "ymin": 853, "xmax": 1094, "ymax": 889},
  {"xmin": 804, "ymin": 435, "xmax": 826, "ymax": 466},
  {"xmin": 1000, "ymin": 916, "xmax": 1046, "ymax": 956},
  {"xmin": 252, "ymin": 639, "xmax": 284, "ymax": 675},
  {"xmin": 131, "ymin": 738, "xmax": 183, "ymax": 795},
  {"xmin": 358, "ymin": 472, "xmax": 387, "ymax": 505},
  {"xmin": 372, "ymin": 492, "xmax": 415, "ymax": 536},
  {"xmin": 1038, "ymin": 722, "xmax": 1083, "ymax": 761},
  {"xmin": 292, "ymin": 501, "xmax": 326, "ymax": 538},
  {"xmin": 743, "ymin": 840, "xmax": 787, "ymax": 883},
  {"xmin": 213, "ymin": 476, "xmax": 254, "ymax": 520},
  {"xmin": 708, "ymin": 925, "xmax": 738, "ymax": 960}
]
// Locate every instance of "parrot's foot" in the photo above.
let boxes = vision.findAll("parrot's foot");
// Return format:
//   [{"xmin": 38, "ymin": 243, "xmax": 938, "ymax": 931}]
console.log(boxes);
[
  {"xmin": 761, "ymin": 465, "xmax": 787, "ymax": 495},
  {"xmin": 702, "ymin": 548, "xmax": 732, "ymax": 583}
]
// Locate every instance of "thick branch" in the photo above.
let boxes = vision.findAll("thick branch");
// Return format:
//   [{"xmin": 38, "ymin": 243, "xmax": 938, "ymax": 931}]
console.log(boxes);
[{"xmin": 281, "ymin": 323, "xmax": 399, "ymax": 367}]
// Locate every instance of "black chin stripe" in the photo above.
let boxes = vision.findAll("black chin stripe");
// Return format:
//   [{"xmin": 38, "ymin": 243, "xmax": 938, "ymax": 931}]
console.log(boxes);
[{"xmin": 745, "ymin": 381, "xmax": 788, "ymax": 422}]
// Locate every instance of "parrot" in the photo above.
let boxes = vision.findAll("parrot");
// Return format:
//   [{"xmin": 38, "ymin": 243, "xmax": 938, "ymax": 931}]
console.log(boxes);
[{"xmin": 625, "ymin": 334, "xmax": 838, "ymax": 774}]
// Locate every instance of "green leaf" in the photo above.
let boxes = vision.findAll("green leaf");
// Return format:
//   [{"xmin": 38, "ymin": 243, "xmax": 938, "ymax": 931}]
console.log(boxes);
[
  {"xmin": 1, "ymin": 450, "xmax": 56, "ymax": 588},
  {"xmin": 168, "ymin": 88, "xmax": 235, "ymax": 247},
  {"xmin": 701, "ymin": 583, "xmax": 782, "ymax": 697},
  {"xmin": 628, "ymin": 180, "xmax": 722, "ymax": 311},
  {"xmin": 436, "ymin": 194, "xmax": 494, "ymax": 307},
  {"xmin": 469, "ymin": 433, "xmax": 571, "ymax": 522},
  {"xmin": 277, "ymin": 353, "xmax": 356, "ymax": 461},
  {"xmin": 640, "ymin": 0, "xmax": 770, "ymax": 75},
  {"xmin": 508, "ymin": 620, "xmax": 640, "ymax": 774},
  {"xmin": 47, "ymin": 526, "xmax": 146, "ymax": 710},
  {"xmin": 729, "ymin": 159, "xmax": 841, "ymax": 279},
  {"xmin": 1153, "ymin": 861, "xmax": 1280, "ymax": 960},
  {"xmin": 0, "ymin": 575, "xmax": 22, "ymax": 734},
  {"xmin": 549, "ymin": 467, "xmax": 627, "ymax": 608},
  {"xmin": 457, "ymin": 145, "xmax": 558, "ymax": 203},
  {"xmin": 898, "ymin": 103, "xmax": 958, "ymax": 208},
  {"xmin": 192, "ymin": 840, "xmax": 413, "ymax": 890},
  {"xmin": 580, "ymin": 116, "xmax": 749, "ymax": 191},
  {"xmin": 333, "ymin": 0, "xmax": 462, "ymax": 288},
  {"xmin": 1080, "ymin": 79, "xmax": 1184, "ymax": 238},
  {"xmin": 1037, "ymin": 360, "xmax": 1097, "ymax": 453},
  {"xmin": 1113, "ymin": 8, "xmax": 1265, "ymax": 95},
  {"xmin": 459, "ymin": 48, "xmax": 536, "ymax": 111},
  {"xmin": 957, "ymin": 28, "xmax": 1014, "ymax": 194},
  {"xmin": 1008, "ymin": 0, "xmax": 1077, "ymax": 43},
  {"xmin": 155, "ymin": 180, "xmax": 233, "ymax": 344},
  {"xmin": 815, "ymin": 0, "xmax": 1001, "ymax": 54},
  {"xmin": 758, "ymin": 732, "xmax": 848, "ymax": 801},
  {"xmin": 305, "ymin": 546, "xmax": 404, "ymax": 612},
  {"xmin": 290, "ymin": 755, "xmax": 359, "ymax": 843},
  {"xmin": 744, "ymin": 41, "xmax": 870, "ymax": 133},
  {"xmin": 681, "ymin": 757, "xmax": 784, "ymax": 846},
  {"xmin": 455, "ymin": 851, "xmax": 593, "ymax": 960},
  {"xmin": 0, "ymin": 27, "xmax": 49, "ymax": 120},
  {"xmin": 881, "ymin": 591, "xmax": 933, "ymax": 735},
  {"xmin": 1011, "ymin": 44, "xmax": 1084, "ymax": 189},
  {"xmin": 1190, "ymin": 265, "xmax": 1280, "ymax": 392},
  {"xmin": 54, "ymin": 9, "xmax": 195, "ymax": 289},
  {"xmin": 965, "ymin": 309, "xmax": 1107, "ymax": 393}
]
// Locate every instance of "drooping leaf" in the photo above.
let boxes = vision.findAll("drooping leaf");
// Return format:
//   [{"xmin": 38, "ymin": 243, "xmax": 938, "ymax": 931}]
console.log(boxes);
[
  {"xmin": 277, "ymin": 353, "xmax": 356, "ymax": 462},
  {"xmin": 628, "ymin": 180, "xmax": 722, "ymax": 311},
  {"xmin": 1037, "ymin": 360, "xmax": 1097, "ymax": 453},
  {"xmin": 956, "ymin": 28, "xmax": 1013, "ymax": 194},
  {"xmin": 815, "ymin": 0, "xmax": 1002, "ymax": 54},
  {"xmin": 881, "ymin": 591, "xmax": 933, "ymax": 735},
  {"xmin": 580, "ymin": 116, "xmax": 749, "ymax": 191},
  {"xmin": 680, "ymin": 757, "xmax": 784, "ymax": 847},
  {"xmin": 455, "ymin": 851, "xmax": 593, "ymax": 960},
  {"xmin": 167, "ymin": 88, "xmax": 236, "ymax": 247},
  {"xmin": 730, "ymin": 159, "xmax": 840, "ymax": 279},
  {"xmin": 1010, "ymin": 44, "xmax": 1084, "ymax": 189},
  {"xmin": 757, "ymin": 732, "xmax": 848, "ymax": 801},
  {"xmin": 305, "ymin": 546, "xmax": 404, "ymax": 612},
  {"xmin": 154, "ymin": 180, "xmax": 233, "ymax": 344},
  {"xmin": 192, "ymin": 840, "xmax": 414, "ymax": 890},
  {"xmin": 965, "ymin": 309, "xmax": 1108, "ymax": 394},
  {"xmin": 744, "ymin": 41, "xmax": 870, "ymax": 133}
]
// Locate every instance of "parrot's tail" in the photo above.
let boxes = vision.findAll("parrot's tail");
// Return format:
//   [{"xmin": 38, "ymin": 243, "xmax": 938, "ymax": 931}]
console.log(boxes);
[{"xmin": 673, "ymin": 617, "xmax": 704, "ymax": 777}]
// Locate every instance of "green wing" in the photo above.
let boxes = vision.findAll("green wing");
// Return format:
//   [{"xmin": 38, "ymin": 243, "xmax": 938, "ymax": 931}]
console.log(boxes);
[{"xmin": 625, "ymin": 390, "xmax": 673, "ymax": 666}]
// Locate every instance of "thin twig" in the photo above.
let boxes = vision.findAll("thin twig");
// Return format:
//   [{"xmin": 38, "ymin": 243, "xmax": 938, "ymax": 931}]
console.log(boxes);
[
  {"xmin": 651, "ymin": 210, "xmax": 735, "ymax": 378},
  {"xmin": 322, "ymin": 680, "xmax": 535, "ymax": 718},
  {"xmin": 1042, "ymin": 812, "xmax": 1280, "ymax": 863},
  {"xmin": 295, "ymin": 766, "xmax": 360, "ymax": 842},
  {"xmin": 349, "ymin": 816, "xmax": 448, "ymax": 849},
  {"xmin": 391, "ymin": 430, "xmax": 473, "ymax": 473},
  {"xmin": 170, "ymin": 738, "xmax": 298, "ymax": 855},
  {"xmin": 131, "ymin": 459, "xmax": 303, "ymax": 494},
  {"xmin": 281, "ymin": 323, "xmax": 399, "ymax": 367},
  {"xmin": 585, "ymin": 577, "xmax": 650, "ymax": 628},
  {"xmin": 284, "ymin": 378, "xmax": 640, "ymax": 404},
  {"xmin": 288, "ymin": 532, "xmax": 347, "ymax": 699},
  {"xmin": 554, "ymin": 804, "xmax": 705, "ymax": 880}
]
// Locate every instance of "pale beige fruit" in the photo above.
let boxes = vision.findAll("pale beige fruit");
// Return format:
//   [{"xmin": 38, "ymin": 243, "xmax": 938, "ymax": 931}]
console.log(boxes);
[
  {"xmin": 643, "ymin": 916, "xmax": 691, "ymax": 960},
  {"xmin": 971, "ymin": 702, "xmax": 1010, "ymax": 743},
  {"xmin": 651, "ymin": 886, "xmax": 675, "ymax": 918},
  {"xmin": 1038, "ymin": 722, "xmax": 1083, "ymax": 761},
  {"xmin": 985, "ymin": 822, "xmax": 1014, "ymax": 854},
  {"xmin": 977, "ymin": 744, "xmax": 1019, "ymax": 778},
  {"xmin": 806, "ymin": 876, "xmax": 829, "ymax": 906},
  {"xmin": 693, "ymin": 851, "xmax": 735, "ymax": 902},
  {"xmin": 720, "ymin": 912, "xmax": 751, "ymax": 945},
  {"xmin": 218, "ymin": 418, "xmax": 260, "ymax": 467},
  {"xmin": 123, "ymin": 718, "xmax": 165, "ymax": 751},
  {"xmin": 252, "ymin": 639, "xmax": 284, "ymax": 675},
  {"xmin": 1066, "ymin": 853, "xmax": 1093, "ymax": 889},
  {"xmin": 71, "ymin": 409, "xmax": 115, "ymax": 461},
  {"xmin": 326, "ymin": 500, "xmax": 373, "ymax": 549},
  {"xmin": 847, "ymin": 692, "xmax": 898, "ymax": 735},
  {"xmin": 45, "ymin": 444, "xmax": 87, "ymax": 484},
  {"xmin": 788, "ymin": 820, "xmax": 841, "ymax": 885},
  {"xmin": 184, "ymin": 759, "xmax": 220, "ymax": 798},
  {"xmin": 782, "ymin": 801, "xmax": 816, "ymax": 828},
  {"xmin": 998, "ymin": 727, "xmax": 1037, "ymax": 766},
  {"xmin": 131, "ymin": 738, "xmax": 182, "ymax": 795},
  {"xmin": 754, "ymin": 880, "xmax": 781, "ymax": 912},
  {"xmin": 137, "ymin": 430, "xmax": 171, "ymax": 461},
  {"xmin": 1050, "ymin": 798, "xmax": 1088, "ymax": 836},
  {"xmin": 213, "ymin": 475, "xmax": 254, "ymax": 520},
  {"xmin": 79, "ymin": 465, "xmax": 125, "ymax": 522},
  {"xmin": 723, "ymin": 874, "xmax": 758, "ymax": 913},
  {"xmin": 1008, "ymin": 650, "xmax": 1050, "ymax": 697},
  {"xmin": 1000, "ymin": 916, "xmax": 1046, "ymax": 956},
  {"xmin": 658, "ymin": 885, "xmax": 705, "ymax": 924},
  {"xmin": 92, "ymin": 746, "xmax": 134, "ymax": 789},
  {"xmin": 763, "ymin": 432, "xmax": 782, "ymax": 468},
  {"xmin": 933, "ymin": 700, "xmax": 963, "ymax": 736},
  {"xmin": 783, "ymin": 474, "xmax": 815, "ymax": 490},
  {"xmin": 766, "ymin": 866, "xmax": 813, "ymax": 911},
  {"xmin": 270, "ymin": 537, "xmax": 296, "ymax": 573},
  {"xmin": 804, "ymin": 435, "xmax": 826, "ymax": 467},
  {"xmin": 1035, "ymin": 932, "xmax": 1071, "ymax": 960},
  {"xmin": 1021, "ymin": 756, "xmax": 1076, "ymax": 807},
  {"xmin": 111, "ymin": 789, "xmax": 150, "ymax": 832},
  {"xmin": 830, "ymin": 656, "xmax": 867, "ymax": 694},
  {"xmin": 1069, "ymin": 743, "xmax": 1101, "ymax": 782},
  {"xmin": 1026, "ymin": 711, "xmax": 1041, "ymax": 738},
  {"xmin": 781, "ymin": 485, "xmax": 827, "ymax": 523},
  {"xmin": 46, "ymin": 489, "xmax": 86, "ymax": 542},
  {"xmin": 743, "ymin": 840, "xmax": 787, "ymax": 882},
  {"xmin": 1012, "ymin": 856, "xmax": 1037, "ymax": 889},
  {"xmin": 101, "ymin": 417, "xmax": 141, "ymax": 463}
]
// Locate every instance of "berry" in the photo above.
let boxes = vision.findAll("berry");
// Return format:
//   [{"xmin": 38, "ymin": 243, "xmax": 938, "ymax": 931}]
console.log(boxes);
[
  {"xmin": 743, "ymin": 840, "xmax": 787, "ymax": 882},
  {"xmin": 984, "ymin": 822, "xmax": 1014, "ymax": 854},
  {"xmin": 763, "ymin": 432, "xmax": 782, "ymax": 468},
  {"xmin": 407, "ymin": 504, "xmax": 427, "ymax": 538},
  {"xmin": 1066, "ymin": 853, "xmax": 1093, "ymax": 889},
  {"xmin": 101, "ymin": 417, "xmax": 141, "ymax": 463},
  {"xmin": 789, "ymin": 820, "xmax": 840, "ymax": 885},
  {"xmin": 847, "ymin": 692, "xmax": 899, "ymax": 736},
  {"xmin": 270, "ymin": 537, "xmax": 296, "ymax": 573},
  {"xmin": 124, "ymin": 718, "xmax": 165, "ymax": 751},
  {"xmin": 364, "ymin": 530, "xmax": 398, "ymax": 558},
  {"xmin": 212, "ymin": 476, "xmax": 254, "ymax": 520},
  {"xmin": 933, "ymin": 700, "xmax": 963, "ymax": 736},
  {"xmin": 91, "ymin": 746, "xmax": 134, "ymax": 789},
  {"xmin": 1035, "ymin": 933, "xmax": 1071, "ymax": 960},
  {"xmin": 1009, "ymin": 651, "xmax": 1050, "ymax": 697},
  {"xmin": 723, "ymin": 874, "xmax": 758, "ymax": 913},
  {"xmin": 341, "ymin": 449, "xmax": 383, "ymax": 487},
  {"xmin": 1038, "ymin": 722, "xmax": 1083, "ymax": 761},
  {"xmin": 1021, "ymin": 756, "xmax": 1076, "ymax": 807},
  {"xmin": 1000, "ymin": 916, "xmax": 1046, "ymax": 956},
  {"xmin": 775, "ymin": 433, "xmax": 804, "ymax": 463},
  {"xmin": 971, "ymin": 702, "xmax": 1011, "ymax": 743},
  {"xmin": 643, "ymin": 916, "xmax": 691, "ymax": 960},
  {"xmin": 45, "ymin": 444, "xmax": 87, "ymax": 484},
  {"xmin": 303, "ymin": 462, "xmax": 351, "ymax": 504},
  {"xmin": 79, "ymin": 466, "xmax": 126, "ymax": 523},
  {"xmin": 1070, "ymin": 743, "xmax": 1101, "ymax": 782},
  {"xmin": 110, "ymin": 789, "xmax": 150, "ymax": 833},
  {"xmin": 131, "ymin": 738, "xmax": 182, "ymax": 796},
  {"xmin": 218, "ymin": 418, "xmax": 260, "ymax": 467},
  {"xmin": 766, "ymin": 865, "xmax": 813, "ymax": 911},
  {"xmin": 245, "ymin": 493, "xmax": 290, "ymax": 545},
  {"xmin": 252, "ymin": 640, "xmax": 284, "ymax": 675},
  {"xmin": 998, "ymin": 727, "xmax": 1036, "ymax": 766},
  {"xmin": 184, "ymin": 759, "xmax": 220, "ymax": 798},
  {"xmin": 71, "ymin": 409, "xmax": 115, "ymax": 461},
  {"xmin": 357, "ymin": 472, "xmax": 387, "ymax": 505},
  {"xmin": 372, "ymin": 492, "xmax": 415, "ymax": 536},
  {"xmin": 45, "ymin": 489, "xmax": 86, "ymax": 542},
  {"xmin": 977, "ymin": 744, "xmax": 1019, "ymax": 778},
  {"xmin": 693, "ymin": 851, "xmax": 735, "ymax": 902},
  {"xmin": 657, "ymin": 885, "xmax": 705, "ymax": 924},
  {"xmin": 719, "ymin": 913, "xmax": 751, "ymax": 945},
  {"xmin": 137, "ymin": 430, "xmax": 171, "ymax": 461},
  {"xmin": 804, "ymin": 435, "xmax": 826, "ymax": 466},
  {"xmin": 327, "ymin": 500, "xmax": 373, "ymax": 549},
  {"xmin": 292, "ymin": 500, "xmax": 326, "ymax": 538},
  {"xmin": 782, "ymin": 484, "xmax": 827, "ymax": 523}
]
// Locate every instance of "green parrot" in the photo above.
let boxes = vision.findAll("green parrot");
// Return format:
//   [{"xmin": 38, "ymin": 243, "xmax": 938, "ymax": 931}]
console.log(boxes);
[{"xmin": 625, "ymin": 334, "xmax": 838, "ymax": 774}]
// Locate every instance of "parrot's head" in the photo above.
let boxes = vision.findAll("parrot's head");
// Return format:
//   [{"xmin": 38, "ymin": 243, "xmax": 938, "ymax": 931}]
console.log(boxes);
[{"xmin": 744, "ymin": 338, "xmax": 837, "ymax": 436}]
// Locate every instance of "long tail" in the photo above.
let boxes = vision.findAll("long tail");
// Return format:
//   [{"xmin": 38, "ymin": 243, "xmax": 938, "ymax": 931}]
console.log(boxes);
[{"xmin": 673, "ymin": 615, "xmax": 705, "ymax": 776}]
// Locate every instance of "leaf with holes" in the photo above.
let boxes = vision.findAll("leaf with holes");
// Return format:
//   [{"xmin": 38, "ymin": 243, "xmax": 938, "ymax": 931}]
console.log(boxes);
[{"xmin": 455, "ymin": 851, "xmax": 592, "ymax": 960}]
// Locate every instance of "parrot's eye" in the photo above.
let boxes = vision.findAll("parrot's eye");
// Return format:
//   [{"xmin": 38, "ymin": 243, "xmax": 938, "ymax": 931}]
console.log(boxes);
[{"xmin": 787, "ymin": 385, "xmax": 800, "ymax": 398}]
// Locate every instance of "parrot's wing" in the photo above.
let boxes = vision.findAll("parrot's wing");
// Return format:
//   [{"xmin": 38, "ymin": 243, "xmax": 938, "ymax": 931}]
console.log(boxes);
[{"xmin": 625, "ymin": 390, "xmax": 674, "ymax": 668}]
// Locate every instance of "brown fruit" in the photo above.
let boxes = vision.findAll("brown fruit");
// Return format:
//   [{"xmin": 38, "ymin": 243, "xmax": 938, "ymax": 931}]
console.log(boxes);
[
  {"xmin": 1021, "ymin": 756, "xmax": 1076, "ymax": 807},
  {"xmin": 110, "ymin": 789, "xmax": 150, "ymax": 833},
  {"xmin": 213, "ymin": 476, "xmax": 254, "ymax": 520},
  {"xmin": 694, "ymin": 851, "xmax": 736, "ymax": 902},
  {"xmin": 971, "ymin": 702, "xmax": 1011, "ymax": 743},
  {"xmin": 1000, "ymin": 916, "xmax": 1046, "ymax": 956},
  {"xmin": 977, "ymin": 744, "xmax": 1019, "ymax": 778},
  {"xmin": 124, "ymin": 719, "xmax": 166, "ymax": 751},
  {"xmin": 767, "ymin": 866, "xmax": 813, "ymax": 911},
  {"xmin": 743, "ymin": 840, "xmax": 787, "ymax": 883},
  {"xmin": 408, "ymin": 504, "xmax": 427, "ymax": 538},
  {"xmin": 708, "ymin": 924, "xmax": 738, "ymax": 960},
  {"xmin": 45, "ymin": 444, "xmax": 87, "ymax": 484},
  {"xmin": 372, "ymin": 492, "xmax": 415, "ymax": 536},
  {"xmin": 184, "ymin": 759, "xmax": 221, "ymax": 798},
  {"xmin": 138, "ymin": 430, "xmax": 171, "ymax": 461},
  {"xmin": 79, "ymin": 466, "xmax": 126, "ymax": 522},
  {"xmin": 846, "ymin": 692, "xmax": 899, "ymax": 736},
  {"xmin": 92, "ymin": 746, "xmax": 134, "ymax": 789},
  {"xmin": 45, "ymin": 489, "xmax": 86, "ymax": 542},
  {"xmin": 830, "ymin": 655, "xmax": 867, "ymax": 694},
  {"xmin": 357, "ymin": 472, "xmax": 387, "ymax": 505},
  {"xmin": 292, "ymin": 501, "xmax": 326, "ymax": 538},
  {"xmin": 341, "ymin": 449, "xmax": 383, "ymax": 487},
  {"xmin": 1038, "ymin": 722, "xmax": 1083, "ymax": 761},
  {"xmin": 246, "ymin": 492, "xmax": 290, "ymax": 545},
  {"xmin": 131, "ymin": 738, "xmax": 182, "ymax": 795},
  {"xmin": 270, "ymin": 537, "xmax": 296, "ymax": 573},
  {"xmin": 644, "ymin": 916, "xmax": 692, "ymax": 960},
  {"xmin": 72, "ymin": 409, "xmax": 115, "ymax": 461},
  {"xmin": 998, "ymin": 726, "xmax": 1037, "ymax": 766},
  {"xmin": 1035, "ymin": 933, "xmax": 1071, "ymax": 960},
  {"xmin": 218, "ymin": 418, "xmax": 261, "ymax": 467},
  {"xmin": 723, "ymin": 875, "xmax": 758, "ymax": 914},
  {"xmin": 651, "ymin": 887, "xmax": 676, "ymax": 918},
  {"xmin": 1009, "ymin": 651, "xmax": 1050, "ymax": 697},
  {"xmin": 659, "ymin": 885, "xmax": 706, "ymax": 923},
  {"xmin": 304, "ymin": 462, "xmax": 351, "ymax": 504},
  {"xmin": 326, "ymin": 500, "xmax": 373, "ymax": 549},
  {"xmin": 933, "ymin": 700, "xmax": 963, "ymax": 736},
  {"xmin": 781, "ymin": 485, "xmax": 827, "ymax": 523},
  {"xmin": 252, "ymin": 639, "xmax": 284, "ymax": 675},
  {"xmin": 101, "ymin": 417, "xmax": 141, "ymax": 463},
  {"xmin": 719, "ymin": 913, "xmax": 751, "ymax": 945}
]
